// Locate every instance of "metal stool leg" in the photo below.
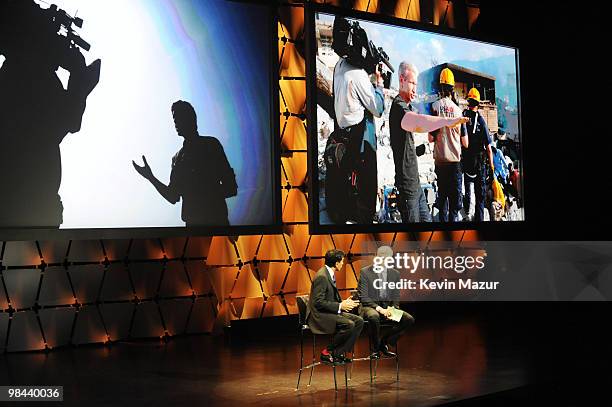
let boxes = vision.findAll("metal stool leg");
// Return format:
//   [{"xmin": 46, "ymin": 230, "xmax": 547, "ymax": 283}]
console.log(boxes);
[
  {"xmin": 344, "ymin": 363, "xmax": 348, "ymax": 388},
  {"xmin": 296, "ymin": 330, "xmax": 304, "ymax": 389},
  {"xmin": 369, "ymin": 327, "xmax": 379, "ymax": 383},
  {"xmin": 348, "ymin": 346, "xmax": 354, "ymax": 381},
  {"xmin": 395, "ymin": 343, "xmax": 400, "ymax": 382},
  {"xmin": 367, "ymin": 326, "xmax": 374, "ymax": 384},
  {"xmin": 374, "ymin": 358, "xmax": 378, "ymax": 381},
  {"xmin": 308, "ymin": 334, "xmax": 316, "ymax": 386},
  {"xmin": 333, "ymin": 365, "xmax": 337, "ymax": 391}
]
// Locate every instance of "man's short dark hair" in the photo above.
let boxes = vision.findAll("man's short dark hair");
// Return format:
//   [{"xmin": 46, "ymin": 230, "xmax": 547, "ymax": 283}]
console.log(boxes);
[
  {"xmin": 171, "ymin": 100, "xmax": 197, "ymax": 123},
  {"xmin": 325, "ymin": 249, "xmax": 345, "ymax": 267},
  {"xmin": 439, "ymin": 83, "xmax": 454, "ymax": 98}
]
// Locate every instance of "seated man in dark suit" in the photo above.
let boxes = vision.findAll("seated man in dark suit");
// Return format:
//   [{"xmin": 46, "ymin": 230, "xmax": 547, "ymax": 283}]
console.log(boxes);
[
  {"xmin": 358, "ymin": 245, "xmax": 414, "ymax": 359},
  {"xmin": 307, "ymin": 249, "xmax": 363, "ymax": 365}
]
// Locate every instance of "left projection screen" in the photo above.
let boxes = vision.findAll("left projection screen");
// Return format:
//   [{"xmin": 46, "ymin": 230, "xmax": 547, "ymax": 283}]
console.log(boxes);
[{"xmin": 0, "ymin": 0, "xmax": 279, "ymax": 238}]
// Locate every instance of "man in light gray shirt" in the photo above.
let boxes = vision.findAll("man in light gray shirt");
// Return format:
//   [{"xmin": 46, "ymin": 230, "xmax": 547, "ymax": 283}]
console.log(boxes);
[{"xmin": 332, "ymin": 57, "xmax": 385, "ymax": 223}]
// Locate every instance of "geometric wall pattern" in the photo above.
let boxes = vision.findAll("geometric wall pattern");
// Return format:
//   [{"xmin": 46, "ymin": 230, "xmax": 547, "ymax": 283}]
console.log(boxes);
[{"xmin": 0, "ymin": 0, "xmax": 477, "ymax": 353}]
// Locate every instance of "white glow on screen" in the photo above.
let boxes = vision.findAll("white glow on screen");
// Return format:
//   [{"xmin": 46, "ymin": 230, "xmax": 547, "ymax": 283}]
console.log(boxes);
[{"xmin": 46, "ymin": 0, "xmax": 187, "ymax": 228}]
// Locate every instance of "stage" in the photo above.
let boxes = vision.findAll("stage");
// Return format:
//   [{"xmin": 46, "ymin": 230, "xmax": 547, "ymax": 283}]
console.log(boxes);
[{"xmin": 3, "ymin": 303, "xmax": 609, "ymax": 406}]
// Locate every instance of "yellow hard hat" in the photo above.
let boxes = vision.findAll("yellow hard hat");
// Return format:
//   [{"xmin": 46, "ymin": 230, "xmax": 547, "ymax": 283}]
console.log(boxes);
[
  {"xmin": 467, "ymin": 87, "xmax": 481, "ymax": 102},
  {"xmin": 439, "ymin": 67, "xmax": 455, "ymax": 86}
]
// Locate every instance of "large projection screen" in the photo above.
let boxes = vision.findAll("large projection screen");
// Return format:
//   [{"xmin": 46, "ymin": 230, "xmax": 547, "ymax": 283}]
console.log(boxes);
[
  {"xmin": 0, "ymin": 0, "xmax": 280, "ymax": 239},
  {"xmin": 307, "ymin": 5, "xmax": 524, "ymax": 234}
]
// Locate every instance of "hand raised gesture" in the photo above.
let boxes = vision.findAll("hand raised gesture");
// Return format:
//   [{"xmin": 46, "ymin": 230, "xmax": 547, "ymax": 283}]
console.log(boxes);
[{"xmin": 132, "ymin": 155, "xmax": 154, "ymax": 180}]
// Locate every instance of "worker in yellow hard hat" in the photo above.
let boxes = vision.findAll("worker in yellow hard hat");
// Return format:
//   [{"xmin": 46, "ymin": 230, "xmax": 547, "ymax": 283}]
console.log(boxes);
[
  {"xmin": 439, "ymin": 67, "xmax": 455, "ymax": 87},
  {"xmin": 429, "ymin": 67, "xmax": 468, "ymax": 222},
  {"xmin": 467, "ymin": 87, "xmax": 480, "ymax": 103},
  {"xmin": 461, "ymin": 87, "xmax": 494, "ymax": 222}
]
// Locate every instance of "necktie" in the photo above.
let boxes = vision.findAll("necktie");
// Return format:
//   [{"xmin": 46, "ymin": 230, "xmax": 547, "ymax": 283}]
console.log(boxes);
[{"xmin": 380, "ymin": 268, "xmax": 387, "ymax": 300}]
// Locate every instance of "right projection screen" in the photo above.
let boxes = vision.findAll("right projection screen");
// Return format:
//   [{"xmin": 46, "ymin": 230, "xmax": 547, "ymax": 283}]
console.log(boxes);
[{"xmin": 310, "ymin": 10, "xmax": 522, "ymax": 232}]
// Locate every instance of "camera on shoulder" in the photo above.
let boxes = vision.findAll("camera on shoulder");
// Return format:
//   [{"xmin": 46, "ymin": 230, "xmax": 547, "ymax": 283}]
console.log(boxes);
[{"xmin": 332, "ymin": 16, "xmax": 394, "ymax": 88}]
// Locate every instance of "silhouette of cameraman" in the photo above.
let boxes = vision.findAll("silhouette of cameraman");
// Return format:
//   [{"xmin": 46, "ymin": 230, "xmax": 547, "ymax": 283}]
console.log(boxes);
[
  {"xmin": 133, "ymin": 101, "xmax": 238, "ymax": 227},
  {"xmin": 0, "ymin": 0, "xmax": 101, "ymax": 227}
]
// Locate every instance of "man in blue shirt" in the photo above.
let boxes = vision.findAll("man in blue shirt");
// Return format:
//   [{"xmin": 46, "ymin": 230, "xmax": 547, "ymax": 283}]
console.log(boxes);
[{"xmin": 461, "ymin": 88, "xmax": 494, "ymax": 222}]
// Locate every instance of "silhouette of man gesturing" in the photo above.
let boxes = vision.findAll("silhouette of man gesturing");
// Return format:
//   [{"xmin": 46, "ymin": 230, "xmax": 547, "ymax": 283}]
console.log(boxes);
[{"xmin": 133, "ymin": 101, "xmax": 237, "ymax": 227}]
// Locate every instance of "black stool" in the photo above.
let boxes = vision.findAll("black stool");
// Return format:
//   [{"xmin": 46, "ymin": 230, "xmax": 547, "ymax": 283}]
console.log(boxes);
[
  {"xmin": 350, "ymin": 320, "xmax": 400, "ymax": 383},
  {"xmin": 296, "ymin": 295, "xmax": 348, "ymax": 391}
]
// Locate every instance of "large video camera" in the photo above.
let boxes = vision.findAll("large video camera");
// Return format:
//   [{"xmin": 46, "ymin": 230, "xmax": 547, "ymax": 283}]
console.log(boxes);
[
  {"xmin": 43, "ymin": 4, "xmax": 92, "ymax": 52},
  {"xmin": 1, "ymin": 0, "xmax": 92, "ymax": 64},
  {"xmin": 332, "ymin": 16, "xmax": 394, "ymax": 88},
  {"xmin": 0, "ymin": 0, "xmax": 101, "ymax": 102}
]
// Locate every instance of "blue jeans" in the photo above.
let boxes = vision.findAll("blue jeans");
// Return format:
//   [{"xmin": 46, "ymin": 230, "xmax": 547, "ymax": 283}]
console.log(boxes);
[
  {"xmin": 399, "ymin": 188, "xmax": 432, "ymax": 222},
  {"xmin": 435, "ymin": 162, "xmax": 462, "ymax": 222},
  {"xmin": 463, "ymin": 163, "xmax": 486, "ymax": 222}
]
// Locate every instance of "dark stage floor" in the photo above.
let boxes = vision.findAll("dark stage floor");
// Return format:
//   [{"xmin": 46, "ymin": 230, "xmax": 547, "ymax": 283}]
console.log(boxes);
[{"xmin": 1, "ymin": 303, "xmax": 611, "ymax": 406}]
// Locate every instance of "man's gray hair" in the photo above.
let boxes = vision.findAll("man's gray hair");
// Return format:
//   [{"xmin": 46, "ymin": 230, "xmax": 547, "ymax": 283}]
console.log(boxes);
[
  {"xmin": 398, "ymin": 61, "xmax": 418, "ymax": 78},
  {"xmin": 376, "ymin": 245, "xmax": 394, "ymax": 257}
]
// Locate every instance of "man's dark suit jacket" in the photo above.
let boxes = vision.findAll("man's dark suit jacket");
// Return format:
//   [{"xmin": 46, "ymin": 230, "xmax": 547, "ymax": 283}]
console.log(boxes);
[
  {"xmin": 358, "ymin": 265, "xmax": 401, "ymax": 309},
  {"xmin": 306, "ymin": 266, "xmax": 341, "ymax": 334}
]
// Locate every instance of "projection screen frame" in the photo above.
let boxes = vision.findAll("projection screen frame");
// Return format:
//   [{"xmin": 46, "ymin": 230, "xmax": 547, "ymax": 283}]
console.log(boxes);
[
  {"xmin": 0, "ymin": 0, "xmax": 282, "ymax": 241},
  {"xmin": 306, "ymin": 3, "xmax": 527, "ymax": 235}
]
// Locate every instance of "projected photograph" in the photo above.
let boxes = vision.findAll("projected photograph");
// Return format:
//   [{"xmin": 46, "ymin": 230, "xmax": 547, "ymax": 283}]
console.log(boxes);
[
  {"xmin": 0, "ymin": 0, "xmax": 276, "ymax": 234},
  {"xmin": 311, "ymin": 10, "xmax": 523, "ymax": 229}
]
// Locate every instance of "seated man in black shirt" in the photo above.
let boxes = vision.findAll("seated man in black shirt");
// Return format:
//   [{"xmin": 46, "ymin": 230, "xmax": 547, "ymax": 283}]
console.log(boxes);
[
  {"xmin": 133, "ymin": 100, "xmax": 237, "ymax": 226},
  {"xmin": 359, "ymin": 245, "xmax": 414, "ymax": 358}
]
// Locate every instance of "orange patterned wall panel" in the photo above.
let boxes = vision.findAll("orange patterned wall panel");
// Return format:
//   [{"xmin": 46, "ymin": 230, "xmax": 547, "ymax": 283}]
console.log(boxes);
[
  {"xmin": 434, "ymin": 0, "xmax": 455, "ymax": 27},
  {"xmin": 394, "ymin": 0, "xmax": 421, "ymax": 21},
  {"xmin": 258, "ymin": 234, "xmax": 290, "ymax": 261},
  {"xmin": 235, "ymin": 235, "xmax": 262, "ymax": 263},
  {"xmin": 206, "ymin": 237, "xmax": 239, "ymax": 266}
]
